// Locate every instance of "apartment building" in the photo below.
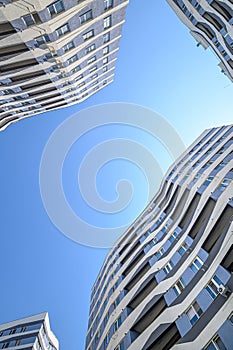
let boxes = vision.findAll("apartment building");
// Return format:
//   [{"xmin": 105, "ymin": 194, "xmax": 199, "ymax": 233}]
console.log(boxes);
[
  {"xmin": 86, "ymin": 125, "xmax": 233, "ymax": 350},
  {"xmin": 0, "ymin": 0, "xmax": 128, "ymax": 130},
  {"xmin": 0, "ymin": 312, "xmax": 58, "ymax": 349},
  {"xmin": 166, "ymin": 0, "xmax": 233, "ymax": 82}
]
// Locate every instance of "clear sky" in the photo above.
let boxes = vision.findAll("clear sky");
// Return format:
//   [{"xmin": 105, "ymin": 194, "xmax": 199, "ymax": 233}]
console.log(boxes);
[{"xmin": 0, "ymin": 1, "xmax": 233, "ymax": 349}]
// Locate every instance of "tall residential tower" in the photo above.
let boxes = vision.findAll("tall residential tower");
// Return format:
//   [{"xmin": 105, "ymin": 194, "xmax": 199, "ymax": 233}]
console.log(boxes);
[
  {"xmin": 0, "ymin": 0, "xmax": 128, "ymax": 130},
  {"xmin": 166, "ymin": 0, "xmax": 233, "ymax": 82},
  {"xmin": 0, "ymin": 312, "xmax": 59, "ymax": 350},
  {"xmin": 86, "ymin": 125, "xmax": 233, "ymax": 350}
]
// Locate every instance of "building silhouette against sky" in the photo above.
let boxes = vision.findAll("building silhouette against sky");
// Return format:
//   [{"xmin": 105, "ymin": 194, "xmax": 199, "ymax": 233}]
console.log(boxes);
[
  {"xmin": 0, "ymin": 312, "xmax": 58, "ymax": 350},
  {"xmin": 166, "ymin": 0, "xmax": 233, "ymax": 82},
  {"xmin": 86, "ymin": 125, "xmax": 233, "ymax": 350},
  {"xmin": 0, "ymin": 0, "xmax": 128, "ymax": 131}
]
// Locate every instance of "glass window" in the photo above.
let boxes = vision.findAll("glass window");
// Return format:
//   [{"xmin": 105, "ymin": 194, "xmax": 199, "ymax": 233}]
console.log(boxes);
[
  {"xmin": 205, "ymin": 274, "xmax": 223, "ymax": 299},
  {"xmin": 35, "ymin": 34, "xmax": 50, "ymax": 46},
  {"xmin": 90, "ymin": 73, "xmax": 98, "ymax": 80},
  {"xmin": 186, "ymin": 301, "xmax": 203, "ymax": 325},
  {"xmin": 155, "ymin": 247, "xmax": 165, "ymax": 259},
  {"xmin": 26, "ymin": 323, "xmax": 41, "ymax": 332},
  {"xmin": 103, "ymin": 57, "xmax": 108, "ymax": 64},
  {"xmin": 67, "ymin": 54, "xmax": 78, "ymax": 64},
  {"xmin": 80, "ymin": 87, "xmax": 87, "ymax": 94},
  {"xmin": 63, "ymin": 41, "xmax": 74, "ymax": 52},
  {"xmin": 104, "ymin": 0, "xmax": 113, "ymax": 10},
  {"xmin": 48, "ymin": 0, "xmax": 64, "ymax": 15},
  {"xmin": 76, "ymin": 74, "xmax": 83, "ymax": 81},
  {"xmin": 189, "ymin": 256, "xmax": 203, "ymax": 273},
  {"xmin": 103, "ymin": 46, "xmax": 109, "ymax": 55},
  {"xmin": 104, "ymin": 15, "xmax": 112, "ymax": 29},
  {"xmin": 83, "ymin": 29, "xmax": 94, "ymax": 40},
  {"xmin": 114, "ymin": 316, "xmax": 122, "ymax": 332},
  {"xmin": 103, "ymin": 66, "xmax": 108, "ymax": 72},
  {"xmin": 103, "ymin": 32, "xmax": 110, "ymax": 43},
  {"xmin": 203, "ymin": 176, "xmax": 214, "ymax": 187},
  {"xmin": 23, "ymin": 13, "xmax": 35, "ymax": 26},
  {"xmin": 56, "ymin": 23, "xmax": 70, "ymax": 37},
  {"xmin": 77, "ymin": 82, "xmax": 85, "ymax": 88},
  {"xmin": 178, "ymin": 242, "xmax": 188, "ymax": 256},
  {"xmin": 163, "ymin": 261, "xmax": 174, "ymax": 275},
  {"xmin": 204, "ymin": 335, "xmax": 227, "ymax": 350},
  {"xmin": 85, "ymin": 44, "xmax": 96, "ymax": 54},
  {"xmin": 173, "ymin": 278, "xmax": 185, "ymax": 296},
  {"xmin": 218, "ymin": 178, "xmax": 231, "ymax": 191},
  {"xmin": 104, "ymin": 333, "xmax": 110, "ymax": 346},
  {"xmin": 80, "ymin": 10, "xmax": 93, "ymax": 24},
  {"xmin": 89, "ymin": 66, "xmax": 97, "ymax": 73},
  {"xmin": 87, "ymin": 56, "xmax": 96, "ymax": 64},
  {"xmin": 115, "ymin": 341, "xmax": 124, "ymax": 350}
]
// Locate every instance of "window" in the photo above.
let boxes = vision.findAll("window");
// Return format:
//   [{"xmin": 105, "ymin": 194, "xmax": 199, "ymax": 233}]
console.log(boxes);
[
  {"xmin": 87, "ymin": 56, "xmax": 96, "ymax": 64},
  {"xmin": 103, "ymin": 32, "xmax": 110, "ymax": 43},
  {"xmin": 80, "ymin": 10, "xmax": 93, "ymax": 24},
  {"xmin": 48, "ymin": 0, "xmax": 64, "ymax": 15},
  {"xmin": 76, "ymin": 74, "xmax": 83, "ymax": 81},
  {"xmin": 203, "ymin": 176, "xmax": 214, "ymax": 187},
  {"xmin": 83, "ymin": 29, "xmax": 94, "ymax": 40},
  {"xmin": 189, "ymin": 256, "xmax": 203, "ymax": 273},
  {"xmin": 102, "ymin": 58, "xmax": 108, "ymax": 66},
  {"xmin": 163, "ymin": 261, "xmax": 174, "ymax": 275},
  {"xmin": 178, "ymin": 242, "xmax": 188, "ymax": 256},
  {"xmin": 205, "ymin": 275, "xmax": 223, "ymax": 299},
  {"xmin": 204, "ymin": 335, "xmax": 227, "ymax": 350},
  {"xmin": 215, "ymin": 161, "xmax": 228, "ymax": 171},
  {"xmin": 173, "ymin": 278, "xmax": 185, "ymax": 296},
  {"xmin": 56, "ymin": 23, "xmax": 70, "ymax": 37},
  {"xmin": 104, "ymin": 15, "xmax": 112, "ymax": 29},
  {"xmin": 103, "ymin": 66, "xmax": 108, "ymax": 72},
  {"xmin": 22, "ymin": 13, "xmax": 36, "ymax": 26},
  {"xmin": 63, "ymin": 41, "xmax": 74, "ymax": 52},
  {"xmin": 115, "ymin": 341, "xmax": 124, "ymax": 350},
  {"xmin": 90, "ymin": 73, "xmax": 98, "ymax": 80},
  {"xmin": 217, "ymin": 178, "xmax": 231, "ymax": 191},
  {"xmin": 114, "ymin": 316, "xmax": 122, "ymax": 332},
  {"xmin": 89, "ymin": 66, "xmax": 97, "ymax": 73},
  {"xmin": 35, "ymin": 34, "xmax": 50, "ymax": 46},
  {"xmin": 71, "ymin": 65, "xmax": 81, "ymax": 74},
  {"xmin": 104, "ymin": 0, "xmax": 113, "ymax": 10},
  {"xmin": 67, "ymin": 54, "xmax": 78, "ymax": 64},
  {"xmin": 77, "ymin": 81, "xmax": 85, "ymax": 88},
  {"xmin": 103, "ymin": 46, "xmax": 109, "ymax": 55},
  {"xmin": 85, "ymin": 44, "xmax": 96, "ymax": 54},
  {"xmin": 186, "ymin": 301, "xmax": 203, "ymax": 325},
  {"xmin": 80, "ymin": 87, "xmax": 87, "ymax": 93},
  {"xmin": 104, "ymin": 312, "xmax": 109, "ymax": 326},
  {"xmin": 169, "ymin": 229, "xmax": 179, "ymax": 243},
  {"xmin": 104, "ymin": 332, "xmax": 110, "ymax": 347},
  {"xmin": 155, "ymin": 247, "xmax": 165, "ymax": 259}
]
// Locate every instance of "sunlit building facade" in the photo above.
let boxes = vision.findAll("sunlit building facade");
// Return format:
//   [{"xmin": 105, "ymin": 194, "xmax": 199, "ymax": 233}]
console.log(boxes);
[
  {"xmin": 166, "ymin": 0, "xmax": 233, "ymax": 82},
  {"xmin": 0, "ymin": 312, "xmax": 59, "ymax": 350},
  {"xmin": 0, "ymin": 0, "xmax": 128, "ymax": 130},
  {"xmin": 86, "ymin": 125, "xmax": 233, "ymax": 350}
]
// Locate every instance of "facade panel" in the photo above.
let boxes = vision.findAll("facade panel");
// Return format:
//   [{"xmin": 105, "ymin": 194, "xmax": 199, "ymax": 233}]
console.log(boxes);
[{"xmin": 86, "ymin": 125, "xmax": 233, "ymax": 350}]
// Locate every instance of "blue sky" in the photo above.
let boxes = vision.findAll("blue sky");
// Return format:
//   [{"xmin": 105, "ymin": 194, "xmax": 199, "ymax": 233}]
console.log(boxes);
[{"xmin": 0, "ymin": 1, "xmax": 233, "ymax": 349}]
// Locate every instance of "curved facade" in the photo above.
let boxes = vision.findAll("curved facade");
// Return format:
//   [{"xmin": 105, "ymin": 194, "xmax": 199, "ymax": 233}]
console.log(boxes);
[
  {"xmin": 86, "ymin": 125, "xmax": 233, "ymax": 350},
  {"xmin": 166, "ymin": 0, "xmax": 233, "ymax": 82},
  {"xmin": 0, "ymin": 0, "xmax": 128, "ymax": 130}
]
